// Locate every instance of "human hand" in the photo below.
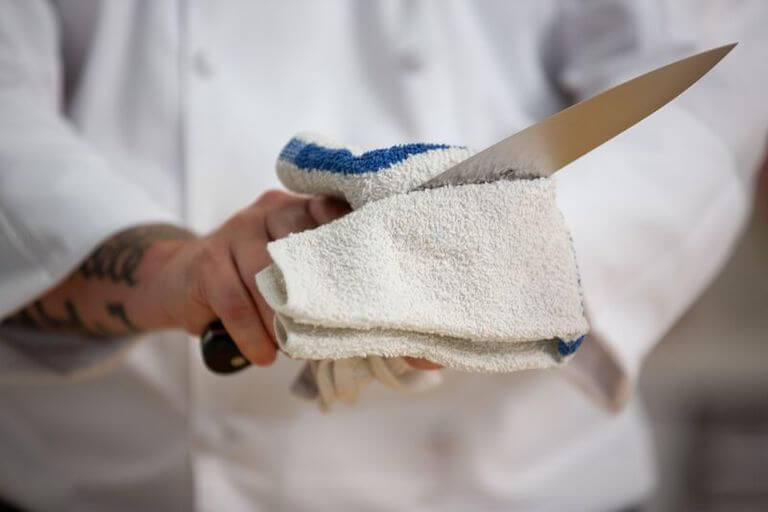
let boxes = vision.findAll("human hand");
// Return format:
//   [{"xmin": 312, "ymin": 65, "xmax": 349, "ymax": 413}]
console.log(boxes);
[
  {"xmin": 156, "ymin": 191, "xmax": 351, "ymax": 365},
  {"xmin": 156, "ymin": 189, "xmax": 441, "ymax": 370},
  {"xmin": 1, "ymin": 188, "xmax": 441, "ymax": 371}
]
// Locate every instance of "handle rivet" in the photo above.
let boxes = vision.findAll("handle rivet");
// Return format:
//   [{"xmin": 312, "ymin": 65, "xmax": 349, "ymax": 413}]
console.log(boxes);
[{"xmin": 230, "ymin": 356, "xmax": 247, "ymax": 367}]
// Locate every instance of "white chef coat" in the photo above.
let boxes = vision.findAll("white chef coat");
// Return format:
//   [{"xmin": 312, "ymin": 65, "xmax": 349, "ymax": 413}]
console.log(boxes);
[{"xmin": 1, "ymin": 1, "xmax": 766, "ymax": 510}]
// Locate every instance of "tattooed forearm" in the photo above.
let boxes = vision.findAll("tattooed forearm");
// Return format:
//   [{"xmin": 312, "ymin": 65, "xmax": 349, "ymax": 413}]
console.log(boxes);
[
  {"xmin": 2, "ymin": 299, "xmax": 138, "ymax": 337},
  {"xmin": 80, "ymin": 225, "xmax": 194, "ymax": 286},
  {"xmin": 1, "ymin": 224, "xmax": 195, "ymax": 337},
  {"xmin": 3, "ymin": 299, "xmax": 103, "ymax": 336},
  {"xmin": 34, "ymin": 299, "xmax": 85, "ymax": 330}
]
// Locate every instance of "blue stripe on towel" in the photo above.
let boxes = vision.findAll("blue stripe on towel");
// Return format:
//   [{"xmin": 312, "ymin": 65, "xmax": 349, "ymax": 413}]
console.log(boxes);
[
  {"xmin": 557, "ymin": 335, "xmax": 585, "ymax": 356},
  {"xmin": 279, "ymin": 138, "xmax": 450, "ymax": 175}
]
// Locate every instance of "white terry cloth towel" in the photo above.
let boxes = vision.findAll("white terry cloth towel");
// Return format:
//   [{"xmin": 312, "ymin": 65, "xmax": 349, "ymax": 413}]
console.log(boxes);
[{"xmin": 257, "ymin": 133, "xmax": 589, "ymax": 410}]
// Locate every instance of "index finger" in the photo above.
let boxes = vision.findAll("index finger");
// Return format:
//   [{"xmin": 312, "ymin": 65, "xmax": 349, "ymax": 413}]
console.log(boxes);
[{"xmin": 307, "ymin": 196, "xmax": 351, "ymax": 225}]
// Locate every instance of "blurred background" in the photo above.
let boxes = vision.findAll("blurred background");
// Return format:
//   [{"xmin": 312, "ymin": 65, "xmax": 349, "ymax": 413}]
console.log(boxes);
[{"xmin": 642, "ymin": 158, "xmax": 768, "ymax": 511}]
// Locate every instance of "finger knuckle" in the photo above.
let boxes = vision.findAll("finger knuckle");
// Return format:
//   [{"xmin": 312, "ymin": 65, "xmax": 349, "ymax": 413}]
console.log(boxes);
[
  {"xmin": 220, "ymin": 296, "xmax": 254, "ymax": 326},
  {"xmin": 255, "ymin": 189, "xmax": 288, "ymax": 208},
  {"xmin": 200, "ymin": 238, "xmax": 230, "ymax": 267},
  {"xmin": 224, "ymin": 210, "xmax": 249, "ymax": 231},
  {"xmin": 309, "ymin": 195, "xmax": 349, "ymax": 224}
]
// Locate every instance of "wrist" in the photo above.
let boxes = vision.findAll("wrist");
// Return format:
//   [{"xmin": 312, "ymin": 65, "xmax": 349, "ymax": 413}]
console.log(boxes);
[{"xmin": 128, "ymin": 237, "xmax": 196, "ymax": 331}]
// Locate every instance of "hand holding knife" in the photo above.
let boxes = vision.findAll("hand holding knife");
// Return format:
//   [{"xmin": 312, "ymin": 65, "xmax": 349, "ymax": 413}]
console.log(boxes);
[{"xmin": 201, "ymin": 44, "xmax": 736, "ymax": 375}]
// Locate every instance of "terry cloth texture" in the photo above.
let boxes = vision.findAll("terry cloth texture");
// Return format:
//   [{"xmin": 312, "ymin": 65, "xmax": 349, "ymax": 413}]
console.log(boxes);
[{"xmin": 259, "ymin": 132, "xmax": 588, "ymax": 410}]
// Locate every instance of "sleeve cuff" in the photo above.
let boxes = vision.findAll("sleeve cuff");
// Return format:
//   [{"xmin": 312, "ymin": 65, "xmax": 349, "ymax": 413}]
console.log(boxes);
[
  {"xmin": 0, "ymin": 326, "xmax": 139, "ymax": 386},
  {"xmin": 554, "ymin": 105, "xmax": 750, "ymax": 411}
]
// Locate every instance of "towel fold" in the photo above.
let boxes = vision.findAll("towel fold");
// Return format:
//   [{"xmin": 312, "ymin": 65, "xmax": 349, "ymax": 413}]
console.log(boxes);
[{"xmin": 258, "ymin": 133, "xmax": 589, "ymax": 409}]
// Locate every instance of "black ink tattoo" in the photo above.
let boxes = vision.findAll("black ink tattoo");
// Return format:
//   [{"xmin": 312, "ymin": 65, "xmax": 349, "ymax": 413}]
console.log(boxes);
[
  {"xmin": 1, "ymin": 225, "xmax": 194, "ymax": 336},
  {"xmin": 2, "ymin": 299, "xmax": 139, "ymax": 337},
  {"xmin": 106, "ymin": 302, "xmax": 137, "ymax": 332},
  {"xmin": 32, "ymin": 299, "xmax": 85, "ymax": 331},
  {"xmin": 2, "ymin": 299, "xmax": 97, "ymax": 335},
  {"xmin": 80, "ymin": 225, "xmax": 194, "ymax": 286}
]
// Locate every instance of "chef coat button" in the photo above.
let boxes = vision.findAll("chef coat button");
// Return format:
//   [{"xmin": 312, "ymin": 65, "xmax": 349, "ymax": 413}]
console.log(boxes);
[
  {"xmin": 399, "ymin": 51, "xmax": 424, "ymax": 72},
  {"xmin": 192, "ymin": 50, "xmax": 214, "ymax": 79}
]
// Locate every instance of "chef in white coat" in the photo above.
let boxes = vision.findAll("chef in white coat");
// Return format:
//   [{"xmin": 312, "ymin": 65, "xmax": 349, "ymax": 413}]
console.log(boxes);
[{"xmin": 1, "ymin": 1, "xmax": 766, "ymax": 511}]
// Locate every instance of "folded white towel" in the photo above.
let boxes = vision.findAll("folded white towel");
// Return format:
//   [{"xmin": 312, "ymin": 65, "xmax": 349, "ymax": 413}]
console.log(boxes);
[{"xmin": 258, "ymin": 133, "xmax": 589, "ymax": 409}]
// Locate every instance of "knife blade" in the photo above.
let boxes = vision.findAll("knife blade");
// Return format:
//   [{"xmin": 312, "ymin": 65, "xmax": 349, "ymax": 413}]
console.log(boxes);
[
  {"xmin": 201, "ymin": 43, "xmax": 735, "ymax": 375},
  {"xmin": 419, "ymin": 43, "xmax": 735, "ymax": 189}
]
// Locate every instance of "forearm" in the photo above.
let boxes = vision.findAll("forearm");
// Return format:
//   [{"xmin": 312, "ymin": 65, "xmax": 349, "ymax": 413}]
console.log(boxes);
[
  {"xmin": 1, "ymin": 192, "xmax": 352, "ymax": 368},
  {"xmin": 1, "ymin": 225, "xmax": 196, "ymax": 337}
]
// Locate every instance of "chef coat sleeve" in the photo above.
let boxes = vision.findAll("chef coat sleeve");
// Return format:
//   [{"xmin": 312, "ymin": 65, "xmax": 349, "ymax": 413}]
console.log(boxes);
[
  {"xmin": 0, "ymin": 2, "xmax": 176, "ymax": 379},
  {"xmin": 549, "ymin": 0, "xmax": 768, "ymax": 410}
]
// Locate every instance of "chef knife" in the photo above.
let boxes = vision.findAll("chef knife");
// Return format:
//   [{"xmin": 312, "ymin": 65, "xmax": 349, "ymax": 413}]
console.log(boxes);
[{"xmin": 201, "ymin": 43, "xmax": 736, "ymax": 374}]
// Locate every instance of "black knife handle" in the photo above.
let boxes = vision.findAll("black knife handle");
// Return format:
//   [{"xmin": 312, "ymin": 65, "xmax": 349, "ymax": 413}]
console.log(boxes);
[{"xmin": 200, "ymin": 320, "xmax": 251, "ymax": 374}]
